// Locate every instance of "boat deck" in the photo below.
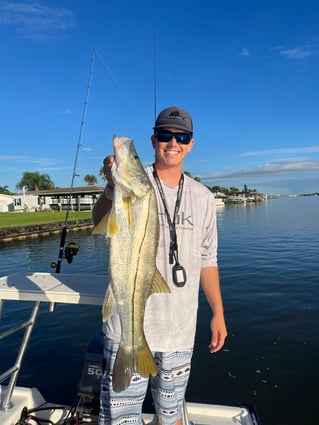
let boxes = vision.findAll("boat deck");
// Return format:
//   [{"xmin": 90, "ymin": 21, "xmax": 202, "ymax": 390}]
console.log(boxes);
[
  {"xmin": 0, "ymin": 273, "xmax": 260, "ymax": 425},
  {"xmin": 0, "ymin": 272, "xmax": 106, "ymax": 305}
]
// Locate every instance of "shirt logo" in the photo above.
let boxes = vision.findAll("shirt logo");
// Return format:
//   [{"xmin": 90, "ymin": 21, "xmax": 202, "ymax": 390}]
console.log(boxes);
[{"xmin": 159, "ymin": 211, "xmax": 193, "ymax": 227}]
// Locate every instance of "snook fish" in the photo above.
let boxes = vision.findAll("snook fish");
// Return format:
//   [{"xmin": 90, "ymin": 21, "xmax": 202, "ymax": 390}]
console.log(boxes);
[{"xmin": 93, "ymin": 135, "xmax": 170, "ymax": 392}]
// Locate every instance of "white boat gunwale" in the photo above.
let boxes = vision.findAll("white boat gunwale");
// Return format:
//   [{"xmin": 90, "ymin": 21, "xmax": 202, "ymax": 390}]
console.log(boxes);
[{"xmin": 0, "ymin": 272, "xmax": 261, "ymax": 424}]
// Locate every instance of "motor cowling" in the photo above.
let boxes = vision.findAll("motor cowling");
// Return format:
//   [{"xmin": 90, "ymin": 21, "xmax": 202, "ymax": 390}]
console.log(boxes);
[{"xmin": 77, "ymin": 330, "xmax": 104, "ymax": 411}]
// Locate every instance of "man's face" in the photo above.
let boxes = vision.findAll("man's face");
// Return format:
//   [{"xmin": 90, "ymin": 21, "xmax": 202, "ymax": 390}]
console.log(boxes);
[{"xmin": 151, "ymin": 128, "xmax": 194, "ymax": 169}]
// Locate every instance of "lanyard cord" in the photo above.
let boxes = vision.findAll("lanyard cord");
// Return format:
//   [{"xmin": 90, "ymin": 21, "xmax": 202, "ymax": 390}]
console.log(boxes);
[{"xmin": 152, "ymin": 164, "xmax": 184, "ymax": 265}]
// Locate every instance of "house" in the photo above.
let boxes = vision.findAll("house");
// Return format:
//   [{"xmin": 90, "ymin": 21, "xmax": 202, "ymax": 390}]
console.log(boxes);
[
  {"xmin": 0, "ymin": 194, "xmax": 15, "ymax": 212},
  {"xmin": 12, "ymin": 186, "xmax": 104, "ymax": 212}
]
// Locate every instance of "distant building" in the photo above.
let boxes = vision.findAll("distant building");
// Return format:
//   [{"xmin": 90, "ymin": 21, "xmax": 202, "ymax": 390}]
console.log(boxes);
[
  {"xmin": 12, "ymin": 186, "xmax": 104, "ymax": 212},
  {"xmin": 0, "ymin": 194, "xmax": 15, "ymax": 212}
]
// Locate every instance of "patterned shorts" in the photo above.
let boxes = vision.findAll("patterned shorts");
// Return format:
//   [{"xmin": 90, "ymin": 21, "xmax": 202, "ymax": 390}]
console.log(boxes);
[{"xmin": 98, "ymin": 336, "xmax": 193, "ymax": 425}]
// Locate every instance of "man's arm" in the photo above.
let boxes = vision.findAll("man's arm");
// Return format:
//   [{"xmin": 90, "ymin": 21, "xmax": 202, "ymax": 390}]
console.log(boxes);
[
  {"xmin": 200, "ymin": 266, "xmax": 227, "ymax": 353},
  {"xmin": 92, "ymin": 190, "xmax": 112, "ymax": 227},
  {"xmin": 92, "ymin": 155, "xmax": 114, "ymax": 227}
]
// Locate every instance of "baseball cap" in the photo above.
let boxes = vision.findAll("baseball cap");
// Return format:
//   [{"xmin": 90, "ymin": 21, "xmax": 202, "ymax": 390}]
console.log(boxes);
[{"xmin": 154, "ymin": 106, "xmax": 193, "ymax": 134}]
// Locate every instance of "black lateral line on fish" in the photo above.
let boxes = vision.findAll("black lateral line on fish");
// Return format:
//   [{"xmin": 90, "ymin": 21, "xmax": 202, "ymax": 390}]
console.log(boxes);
[{"xmin": 131, "ymin": 196, "xmax": 151, "ymax": 369}]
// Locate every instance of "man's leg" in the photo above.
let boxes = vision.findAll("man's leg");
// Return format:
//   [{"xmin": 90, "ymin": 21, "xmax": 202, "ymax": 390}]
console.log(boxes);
[
  {"xmin": 150, "ymin": 350, "xmax": 193, "ymax": 425},
  {"xmin": 99, "ymin": 336, "xmax": 149, "ymax": 425}
]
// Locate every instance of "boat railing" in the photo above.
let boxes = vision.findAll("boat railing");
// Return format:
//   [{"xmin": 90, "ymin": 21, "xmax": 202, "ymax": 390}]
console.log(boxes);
[
  {"xmin": 0, "ymin": 272, "xmax": 105, "ymax": 411},
  {"xmin": 0, "ymin": 299, "xmax": 41, "ymax": 410}
]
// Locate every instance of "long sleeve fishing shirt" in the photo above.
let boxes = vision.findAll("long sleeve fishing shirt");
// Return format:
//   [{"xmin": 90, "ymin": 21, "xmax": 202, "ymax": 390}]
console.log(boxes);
[{"xmin": 103, "ymin": 166, "xmax": 218, "ymax": 352}]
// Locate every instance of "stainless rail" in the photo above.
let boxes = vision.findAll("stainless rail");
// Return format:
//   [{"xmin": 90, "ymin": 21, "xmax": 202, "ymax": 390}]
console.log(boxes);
[{"xmin": 0, "ymin": 300, "xmax": 41, "ymax": 410}]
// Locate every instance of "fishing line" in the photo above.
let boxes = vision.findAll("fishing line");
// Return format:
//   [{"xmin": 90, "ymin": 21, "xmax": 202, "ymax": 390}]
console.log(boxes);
[
  {"xmin": 51, "ymin": 49, "xmax": 96, "ymax": 273},
  {"xmin": 95, "ymin": 49, "xmax": 147, "ymax": 127}
]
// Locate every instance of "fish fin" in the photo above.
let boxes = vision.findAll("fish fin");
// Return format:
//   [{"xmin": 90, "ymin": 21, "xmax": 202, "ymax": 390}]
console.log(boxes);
[
  {"xmin": 92, "ymin": 207, "xmax": 119, "ymax": 237},
  {"xmin": 102, "ymin": 287, "xmax": 116, "ymax": 321},
  {"xmin": 92, "ymin": 213, "xmax": 109, "ymax": 235},
  {"xmin": 150, "ymin": 268, "xmax": 171, "ymax": 295},
  {"xmin": 136, "ymin": 344, "xmax": 157, "ymax": 378},
  {"xmin": 122, "ymin": 197, "xmax": 133, "ymax": 230},
  {"xmin": 112, "ymin": 345, "xmax": 134, "ymax": 392},
  {"xmin": 106, "ymin": 208, "xmax": 119, "ymax": 237}
]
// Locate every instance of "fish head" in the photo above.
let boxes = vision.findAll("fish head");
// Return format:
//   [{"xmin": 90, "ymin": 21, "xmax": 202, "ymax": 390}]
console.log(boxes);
[{"xmin": 112, "ymin": 135, "xmax": 151, "ymax": 199}]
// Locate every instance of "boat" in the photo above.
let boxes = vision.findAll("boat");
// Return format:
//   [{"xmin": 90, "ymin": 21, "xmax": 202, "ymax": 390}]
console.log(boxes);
[
  {"xmin": 214, "ymin": 198, "xmax": 225, "ymax": 207},
  {"xmin": 0, "ymin": 272, "xmax": 261, "ymax": 425}
]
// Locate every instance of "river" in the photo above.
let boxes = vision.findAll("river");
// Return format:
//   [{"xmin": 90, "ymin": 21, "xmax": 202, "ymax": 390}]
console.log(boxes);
[{"xmin": 0, "ymin": 196, "xmax": 318, "ymax": 425}]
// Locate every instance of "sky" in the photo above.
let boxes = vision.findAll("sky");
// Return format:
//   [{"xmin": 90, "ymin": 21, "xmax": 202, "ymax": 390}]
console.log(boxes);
[{"xmin": 1, "ymin": 0, "xmax": 319, "ymax": 195}]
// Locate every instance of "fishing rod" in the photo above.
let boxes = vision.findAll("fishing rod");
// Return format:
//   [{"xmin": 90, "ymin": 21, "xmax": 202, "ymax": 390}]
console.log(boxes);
[
  {"xmin": 153, "ymin": 33, "xmax": 157, "ymax": 123},
  {"xmin": 51, "ymin": 49, "xmax": 96, "ymax": 273}
]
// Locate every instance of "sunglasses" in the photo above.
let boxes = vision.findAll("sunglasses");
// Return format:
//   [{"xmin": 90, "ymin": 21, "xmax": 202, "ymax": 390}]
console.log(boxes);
[{"xmin": 155, "ymin": 131, "xmax": 192, "ymax": 145}]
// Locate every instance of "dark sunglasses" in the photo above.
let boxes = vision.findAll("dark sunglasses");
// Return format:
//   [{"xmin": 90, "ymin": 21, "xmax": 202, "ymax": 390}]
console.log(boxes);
[{"xmin": 155, "ymin": 131, "xmax": 192, "ymax": 145}]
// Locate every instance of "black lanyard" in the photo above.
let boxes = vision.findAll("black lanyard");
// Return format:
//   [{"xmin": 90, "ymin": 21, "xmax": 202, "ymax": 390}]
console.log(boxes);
[{"xmin": 152, "ymin": 164, "xmax": 187, "ymax": 287}]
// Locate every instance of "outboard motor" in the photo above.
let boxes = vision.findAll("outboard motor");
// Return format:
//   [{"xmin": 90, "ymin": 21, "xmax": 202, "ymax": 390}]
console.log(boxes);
[{"xmin": 77, "ymin": 330, "xmax": 104, "ymax": 416}]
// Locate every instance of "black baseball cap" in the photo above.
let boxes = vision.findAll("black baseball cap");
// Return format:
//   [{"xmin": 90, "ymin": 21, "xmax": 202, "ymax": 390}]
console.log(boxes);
[{"xmin": 154, "ymin": 106, "xmax": 193, "ymax": 134}]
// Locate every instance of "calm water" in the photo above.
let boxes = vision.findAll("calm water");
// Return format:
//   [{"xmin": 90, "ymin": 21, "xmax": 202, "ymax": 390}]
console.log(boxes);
[{"xmin": 0, "ymin": 196, "xmax": 318, "ymax": 425}]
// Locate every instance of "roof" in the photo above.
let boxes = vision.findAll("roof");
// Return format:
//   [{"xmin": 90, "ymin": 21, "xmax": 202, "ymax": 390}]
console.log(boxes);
[{"xmin": 19, "ymin": 186, "xmax": 104, "ymax": 196}]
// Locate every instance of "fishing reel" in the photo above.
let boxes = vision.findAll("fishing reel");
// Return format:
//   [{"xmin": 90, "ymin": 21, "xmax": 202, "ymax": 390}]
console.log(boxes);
[
  {"xmin": 64, "ymin": 241, "xmax": 79, "ymax": 263},
  {"xmin": 51, "ymin": 241, "xmax": 79, "ymax": 269}
]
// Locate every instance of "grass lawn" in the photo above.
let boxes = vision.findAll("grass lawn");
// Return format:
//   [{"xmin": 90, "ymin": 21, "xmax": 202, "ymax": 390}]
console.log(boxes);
[{"xmin": 0, "ymin": 211, "xmax": 93, "ymax": 228}]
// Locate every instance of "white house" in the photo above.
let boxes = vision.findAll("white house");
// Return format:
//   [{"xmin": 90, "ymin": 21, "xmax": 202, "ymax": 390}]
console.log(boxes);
[
  {"xmin": 0, "ymin": 194, "xmax": 15, "ymax": 212},
  {"xmin": 12, "ymin": 186, "xmax": 104, "ymax": 212}
]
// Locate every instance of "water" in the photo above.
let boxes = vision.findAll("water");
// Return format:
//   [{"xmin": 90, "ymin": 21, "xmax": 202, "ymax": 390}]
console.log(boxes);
[{"xmin": 1, "ymin": 197, "xmax": 318, "ymax": 425}]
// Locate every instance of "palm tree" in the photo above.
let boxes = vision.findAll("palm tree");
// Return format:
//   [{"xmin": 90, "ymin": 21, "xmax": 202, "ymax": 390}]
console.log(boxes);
[
  {"xmin": 84, "ymin": 174, "xmax": 97, "ymax": 186},
  {"xmin": 184, "ymin": 170, "xmax": 201, "ymax": 182},
  {"xmin": 99, "ymin": 166, "xmax": 107, "ymax": 182},
  {"xmin": 16, "ymin": 172, "xmax": 55, "ymax": 191},
  {"xmin": 0, "ymin": 185, "xmax": 11, "ymax": 194}
]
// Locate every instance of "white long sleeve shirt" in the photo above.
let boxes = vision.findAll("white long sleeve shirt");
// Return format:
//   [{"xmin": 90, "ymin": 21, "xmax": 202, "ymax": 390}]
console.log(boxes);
[{"xmin": 103, "ymin": 166, "xmax": 218, "ymax": 351}]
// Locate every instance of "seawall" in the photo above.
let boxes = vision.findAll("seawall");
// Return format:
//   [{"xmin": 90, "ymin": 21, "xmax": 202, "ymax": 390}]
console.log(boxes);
[{"xmin": 0, "ymin": 219, "xmax": 94, "ymax": 244}]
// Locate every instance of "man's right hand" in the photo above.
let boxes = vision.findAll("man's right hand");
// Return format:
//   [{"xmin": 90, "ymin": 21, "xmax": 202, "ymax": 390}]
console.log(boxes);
[{"xmin": 103, "ymin": 155, "xmax": 114, "ymax": 188}]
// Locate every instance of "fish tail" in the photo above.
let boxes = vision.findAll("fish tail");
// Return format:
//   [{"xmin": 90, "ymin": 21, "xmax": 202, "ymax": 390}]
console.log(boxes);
[
  {"xmin": 112, "ymin": 345, "xmax": 134, "ymax": 392},
  {"xmin": 136, "ymin": 344, "xmax": 157, "ymax": 378}
]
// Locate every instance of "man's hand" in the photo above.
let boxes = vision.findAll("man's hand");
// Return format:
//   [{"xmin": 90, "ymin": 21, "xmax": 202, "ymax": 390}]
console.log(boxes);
[
  {"xmin": 209, "ymin": 314, "xmax": 227, "ymax": 354},
  {"xmin": 103, "ymin": 155, "xmax": 114, "ymax": 187}
]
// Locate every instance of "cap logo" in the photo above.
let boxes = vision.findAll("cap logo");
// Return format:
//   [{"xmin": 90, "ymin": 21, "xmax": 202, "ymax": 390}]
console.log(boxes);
[{"xmin": 167, "ymin": 111, "xmax": 184, "ymax": 121}]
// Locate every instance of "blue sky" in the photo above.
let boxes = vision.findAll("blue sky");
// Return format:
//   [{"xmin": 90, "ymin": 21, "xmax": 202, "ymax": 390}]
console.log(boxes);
[{"xmin": 1, "ymin": 0, "xmax": 319, "ymax": 195}]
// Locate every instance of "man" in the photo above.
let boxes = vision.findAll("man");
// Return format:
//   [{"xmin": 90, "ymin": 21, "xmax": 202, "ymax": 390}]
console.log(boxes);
[{"xmin": 93, "ymin": 106, "xmax": 227, "ymax": 425}]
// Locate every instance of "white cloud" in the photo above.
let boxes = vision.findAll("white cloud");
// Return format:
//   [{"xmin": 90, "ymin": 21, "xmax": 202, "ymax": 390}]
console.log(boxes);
[
  {"xmin": 0, "ymin": 1, "xmax": 75, "ymax": 40},
  {"xmin": 199, "ymin": 160, "xmax": 319, "ymax": 194},
  {"xmin": 280, "ymin": 47, "xmax": 312, "ymax": 59},
  {"xmin": 0, "ymin": 155, "xmax": 64, "ymax": 168},
  {"xmin": 237, "ymin": 146, "xmax": 319, "ymax": 157},
  {"xmin": 271, "ymin": 42, "xmax": 318, "ymax": 60},
  {"xmin": 200, "ymin": 159, "xmax": 319, "ymax": 180},
  {"xmin": 239, "ymin": 47, "xmax": 250, "ymax": 57},
  {"xmin": 60, "ymin": 108, "xmax": 74, "ymax": 115}
]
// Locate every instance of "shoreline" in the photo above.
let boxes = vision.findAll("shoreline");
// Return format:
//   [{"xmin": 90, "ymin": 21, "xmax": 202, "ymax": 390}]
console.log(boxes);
[{"xmin": 0, "ymin": 219, "xmax": 94, "ymax": 244}]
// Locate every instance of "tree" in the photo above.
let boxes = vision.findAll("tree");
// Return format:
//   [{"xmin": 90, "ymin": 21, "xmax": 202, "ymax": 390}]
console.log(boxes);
[
  {"xmin": 242, "ymin": 184, "xmax": 257, "ymax": 193},
  {"xmin": 84, "ymin": 174, "xmax": 97, "ymax": 186},
  {"xmin": 184, "ymin": 170, "xmax": 201, "ymax": 182},
  {"xmin": 99, "ymin": 166, "xmax": 107, "ymax": 182},
  {"xmin": 220, "ymin": 187, "xmax": 229, "ymax": 194},
  {"xmin": 16, "ymin": 172, "xmax": 55, "ymax": 191},
  {"xmin": 0, "ymin": 185, "xmax": 11, "ymax": 195}
]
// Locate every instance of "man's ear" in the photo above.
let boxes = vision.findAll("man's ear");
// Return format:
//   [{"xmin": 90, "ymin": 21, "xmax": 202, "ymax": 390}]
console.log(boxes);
[{"xmin": 151, "ymin": 135, "xmax": 156, "ymax": 148}]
